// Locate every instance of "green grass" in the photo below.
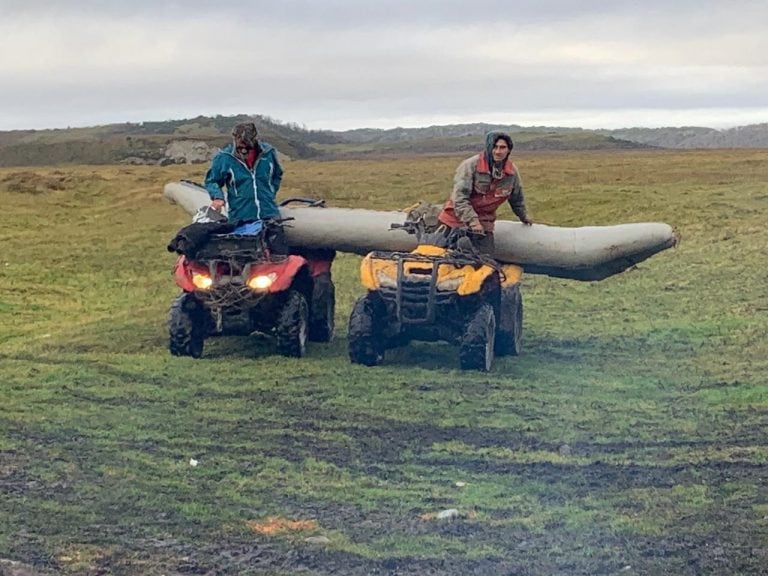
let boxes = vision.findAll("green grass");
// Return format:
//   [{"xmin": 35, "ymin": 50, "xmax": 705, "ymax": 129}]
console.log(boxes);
[{"xmin": 1, "ymin": 150, "xmax": 767, "ymax": 575}]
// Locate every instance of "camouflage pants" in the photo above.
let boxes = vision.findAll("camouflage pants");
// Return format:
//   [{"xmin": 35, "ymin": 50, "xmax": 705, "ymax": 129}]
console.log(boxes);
[
  {"xmin": 468, "ymin": 231, "xmax": 494, "ymax": 255},
  {"xmin": 435, "ymin": 224, "xmax": 495, "ymax": 255},
  {"xmin": 264, "ymin": 220, "xmax": 289, "ymax": 255}
]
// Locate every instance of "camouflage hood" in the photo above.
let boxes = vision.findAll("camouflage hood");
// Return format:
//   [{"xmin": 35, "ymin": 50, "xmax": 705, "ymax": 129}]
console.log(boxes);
[
  {"xmin": 484, "ymin": 131, "xmax": 513, "ymax": 164},
  {"xmin": 483, "ymin": 131, "xmax": 514, "ymax": 178}
]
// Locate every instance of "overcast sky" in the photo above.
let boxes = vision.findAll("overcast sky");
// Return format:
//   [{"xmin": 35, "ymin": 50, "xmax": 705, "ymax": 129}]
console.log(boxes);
[{"xmin": 2, "ymin": 0, "xmax": 767, "ymax": 131}]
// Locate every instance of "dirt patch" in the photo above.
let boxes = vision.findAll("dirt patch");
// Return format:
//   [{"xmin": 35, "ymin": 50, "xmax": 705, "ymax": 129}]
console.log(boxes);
[
  {"xmin": 246, "ymin": 517, "xmax": 319, "ymax": 536},
  {"xmin": 0, "ymin": 558, "xmax": 49, "ymax": 576},
  {"xmin": 1, "ymin": 172, "xmax": 68, "ymax": 194}
]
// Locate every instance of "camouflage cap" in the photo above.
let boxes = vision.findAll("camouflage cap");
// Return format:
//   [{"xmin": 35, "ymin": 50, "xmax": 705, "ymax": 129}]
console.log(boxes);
[{"xmin": 232, "ymin": 122, "xmax": 259, "ymax": 148}]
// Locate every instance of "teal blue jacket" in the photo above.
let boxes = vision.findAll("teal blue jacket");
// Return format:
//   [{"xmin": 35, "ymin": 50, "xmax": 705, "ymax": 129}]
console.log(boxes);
[{"xmin": 204, "ymin": 142, "xmax": 283, "ymax": 222}]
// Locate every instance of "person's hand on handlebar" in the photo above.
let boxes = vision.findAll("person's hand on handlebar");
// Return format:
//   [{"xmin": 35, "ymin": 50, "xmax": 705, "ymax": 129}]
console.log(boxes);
[{"xmin": 469, "ymin": 219, "xmax": 485, "ymax": 235}]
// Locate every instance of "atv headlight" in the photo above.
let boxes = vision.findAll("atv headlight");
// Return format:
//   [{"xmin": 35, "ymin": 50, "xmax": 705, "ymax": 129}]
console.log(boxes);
[
  {"xmin": 375, "ymin": 269, "xmax": 397, "ymax": 289},
  {"xmin": 192, "ymin": 272, "xmax": 213, "ymax": 290},
  {"xmin": 248, "ymin": 272, "xmax": 277, "ymax": 291}
]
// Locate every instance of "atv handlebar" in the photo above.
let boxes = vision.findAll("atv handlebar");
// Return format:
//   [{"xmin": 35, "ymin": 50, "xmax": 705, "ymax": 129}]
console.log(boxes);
[
  {"xmin": 391, "ymin": 221, "xmax": 481, "ymax": 253},
  {"xmin": 390, "ymin": 221, "xmax": 472, "ymax": 238},
  {"xmin": 279, "ymin": 197, "xmax": 327, "ymax": 208}
]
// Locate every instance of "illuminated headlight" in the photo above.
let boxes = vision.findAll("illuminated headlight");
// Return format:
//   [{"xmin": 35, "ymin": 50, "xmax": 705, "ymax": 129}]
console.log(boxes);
[
  {"xmin": 436, "ymin": 277, "xmax": 463, "ymax": 292},
  {"xmin": 248, "ymin": 272, "xmax": 277, "ymax": 291},
  {"xmin": 375, "ymin": 269, "xmax": 397, "ymax": 289},
  {"xmin": 192, "ymin": 272, "xmax": 213, "ymax": 290}
]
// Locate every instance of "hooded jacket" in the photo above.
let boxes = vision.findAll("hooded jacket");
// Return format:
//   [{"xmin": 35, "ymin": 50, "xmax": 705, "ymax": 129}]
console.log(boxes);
[
  {"xmin": 438, "ymin": 131, "xmax": 528, "ymax": 232},
  {"xmin": 204, "ymin": 142, "xmax": 283, "ymax": 223}
]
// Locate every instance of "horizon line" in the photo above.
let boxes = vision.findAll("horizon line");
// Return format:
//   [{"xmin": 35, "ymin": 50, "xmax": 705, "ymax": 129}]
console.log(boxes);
[{"xmin": 1, "ymin": 114, "xmax": 767, "ymax": 134}]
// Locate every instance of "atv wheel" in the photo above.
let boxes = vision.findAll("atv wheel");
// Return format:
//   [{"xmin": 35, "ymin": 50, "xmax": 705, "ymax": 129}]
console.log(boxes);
[
  {"xmin": 168, "ymin": 293, "xmax": 206, "ymax": 358},
  {"xmin": 495, "ymin": 284, "xmax": 523, "ymax": 356},
  {"xmin": 308, "ymin": 272, "xmax": 335, "ymax": 342},
  {"xmin": 348, "ymin": 293, "xmax": 385, "ymax": 366},
  {"xmin": 276, "ymin": 290, "xmax": 309, "ymax": 358},
  {"xmin": 460, "ymin": 304, "xmax": 496, "ymax": 371}
]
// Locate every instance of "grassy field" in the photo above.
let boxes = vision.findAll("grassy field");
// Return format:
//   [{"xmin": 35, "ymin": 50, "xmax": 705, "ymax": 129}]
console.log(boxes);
[{"xmin": 1, "ymin": 149, "xmax": 767, "ymax": 575}]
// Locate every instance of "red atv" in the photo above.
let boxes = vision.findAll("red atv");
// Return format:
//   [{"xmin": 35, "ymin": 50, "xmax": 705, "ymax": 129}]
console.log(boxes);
[{"xmin": 168, "ymin": 199, "xmax": 335, "ymax": 358}]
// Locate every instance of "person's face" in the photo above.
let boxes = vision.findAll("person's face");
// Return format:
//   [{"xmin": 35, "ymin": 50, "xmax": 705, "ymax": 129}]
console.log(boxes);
[
  {"xmin": 492, "ymin": 139, "xmax": 510, "ymax": 162},
  {"xmin": 235, "ymin": 139, "xmax": 251, "ymax": 155}
]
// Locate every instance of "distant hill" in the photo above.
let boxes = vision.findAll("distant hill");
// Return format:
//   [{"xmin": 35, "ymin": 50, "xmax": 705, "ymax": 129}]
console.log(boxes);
[
  {"xmin": 0, "ymin": 115, "xmax": 340, "ymax": 168},
  {"xmin": 596, "ymin": 124, "xmax": 768, "ymax": 148},
  {"xmin": 333, "ymin": 122, "xmax": 768, "ymax": 149},
  {"xmin": 314, "ymin": 129, "xmax": 646, "ymax": 158},
  {"xmin": 1, "ymin": 115, "xmax": 767, "ymax": 167},
  {"xmin": 337, "ymin": 123, "xmax": 583, "ymax": 143}
]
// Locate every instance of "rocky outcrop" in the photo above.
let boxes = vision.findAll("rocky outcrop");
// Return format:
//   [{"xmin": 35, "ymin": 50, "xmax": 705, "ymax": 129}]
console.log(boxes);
[{"xmin": 163, "ymin": 140, "xmax": 213, "ymax": 164}]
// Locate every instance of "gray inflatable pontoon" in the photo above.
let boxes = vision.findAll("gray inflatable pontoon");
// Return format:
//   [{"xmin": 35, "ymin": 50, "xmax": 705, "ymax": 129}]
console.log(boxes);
[{"xmin": 164, "ymin": 180, "xmax": 677, "ymax": 281}]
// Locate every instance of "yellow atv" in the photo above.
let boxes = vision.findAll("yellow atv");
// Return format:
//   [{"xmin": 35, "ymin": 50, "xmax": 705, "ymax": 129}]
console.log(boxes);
[{"xmin": 347, "ymin": 220, "xmax": 523, "ymax": 371}]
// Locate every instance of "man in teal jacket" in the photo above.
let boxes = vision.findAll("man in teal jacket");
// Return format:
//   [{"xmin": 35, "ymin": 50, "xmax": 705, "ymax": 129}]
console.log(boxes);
[{"xmin": 205, "ymin": 122, "xmax": 283, "ymax": 223}]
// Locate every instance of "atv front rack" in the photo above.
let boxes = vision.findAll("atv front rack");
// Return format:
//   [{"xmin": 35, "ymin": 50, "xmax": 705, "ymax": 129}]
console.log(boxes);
[
  {"xmin": 369, "ymin": 250, "xmax": 499, "ymax": 325},
  {"xmin": 195, "ymin": 233, "xmax": 271, "ymax": 262},
  {"xmin": 190, "ymin": 233, "xmax": 289, "ymax": 308}
]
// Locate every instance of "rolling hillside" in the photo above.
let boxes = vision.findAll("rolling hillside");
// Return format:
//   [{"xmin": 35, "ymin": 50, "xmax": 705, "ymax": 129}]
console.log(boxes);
[
  {"xmin": 0, "ymin": 115, "xmax": 334, "ymax": 168},
  {"xmin": 1, "ymin": 115, "xmax": 767, "ymax": 167}
]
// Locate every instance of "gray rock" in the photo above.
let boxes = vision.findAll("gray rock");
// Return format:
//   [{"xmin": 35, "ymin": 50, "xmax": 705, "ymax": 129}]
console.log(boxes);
[
  {"xmin": 164, "ymin": 140, "xmax": 212, "ymax": 164},
  {"xmin": 304, "ymin": 535, "xmax": 331, "ymax": 544},
  {"xmin": 436, "ymin": 508, "xmax": 460, "ymax": 520},
  {"xmin": 0, "ymin": 558, "xmax": 45, "ymax": 576}
]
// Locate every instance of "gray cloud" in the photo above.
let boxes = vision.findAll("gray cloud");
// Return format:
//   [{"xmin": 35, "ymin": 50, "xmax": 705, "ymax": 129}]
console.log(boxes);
[{"xmin": 1, "ymin": 1, "xmax": 767, "ymax": 130}]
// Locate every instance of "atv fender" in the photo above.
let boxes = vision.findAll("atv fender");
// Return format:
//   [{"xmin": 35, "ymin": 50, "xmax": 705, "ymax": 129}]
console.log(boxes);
[
  {"xmin": 290, "ymin": 247, "xmax": 336, "ymax": 277},
  {"xmin": 307, "ymin": 258, "xmax": 333, "ymax": 277},
  {"xmin": 249, "ymin": 255, "xmax": 310, "ymax": 293},
  {"xmin": 499, "ymin": 263, "xmax": 523, "ymax": 287},
  {"xmin": 455, "ymin": 264, "xmax": 498, "ymax": 296},
  {"xmin": 173, "ymin": 256, "xmax": 210, "ymax": 293}
]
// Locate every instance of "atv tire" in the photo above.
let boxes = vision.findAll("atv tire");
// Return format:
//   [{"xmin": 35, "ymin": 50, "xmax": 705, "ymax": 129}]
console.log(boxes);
[
  {"xmin": 495, "ymin": 284, "xmax": 523, "ymax": 356},
  {"xmin": 460, "ymin": 304, "xmax": 496, "ymax": 371},
  {"xmin": 276, "ymin": 290, "xmax": 309, "ymax": 358},
  {"xmin": 168, "ymin": 293, "xmax": 206, "ymax": 358},
  {"xmin": 348, "ymin": 293, "xmax": 385, "ymax": 366},
  {"xmin": 308, "ymin": 272, "xmax": 335, "ymax": 343}
]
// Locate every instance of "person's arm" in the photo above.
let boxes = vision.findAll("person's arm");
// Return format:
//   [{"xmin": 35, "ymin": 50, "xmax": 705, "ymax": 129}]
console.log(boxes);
[
  {"xmin": 451, "ymin": 157, "xmax": 484, "ymax": 233},
  {"xmin": 204, "ymin": 155, "xmax": 227, "ymax": 210},
  {"xmin": 508, "ymin": 171, "xmax": 532, "ymax": 225}
]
